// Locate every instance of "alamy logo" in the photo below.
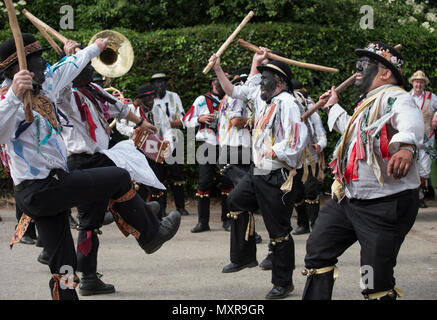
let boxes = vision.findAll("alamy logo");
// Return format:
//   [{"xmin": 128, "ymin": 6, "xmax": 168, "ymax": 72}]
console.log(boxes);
[
  {"xmin": 360, "ymin": 5, "xmax": 374, "ymax": 30},
  {"xmin": 60, "ymin": 5, "xmax": 74, "ymax": 30}
]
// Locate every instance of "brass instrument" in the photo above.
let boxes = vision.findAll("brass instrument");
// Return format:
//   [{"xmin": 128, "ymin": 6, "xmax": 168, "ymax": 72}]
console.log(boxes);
[{"xmin": 88, "ymin": 30, "xmax": 134, "ymax": 79}]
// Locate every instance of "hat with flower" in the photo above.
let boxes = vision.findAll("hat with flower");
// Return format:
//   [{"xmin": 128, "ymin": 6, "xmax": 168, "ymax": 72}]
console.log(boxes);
[{"xmin": 355, "ymin": 41, "xmax": 404, "ymax": 85}]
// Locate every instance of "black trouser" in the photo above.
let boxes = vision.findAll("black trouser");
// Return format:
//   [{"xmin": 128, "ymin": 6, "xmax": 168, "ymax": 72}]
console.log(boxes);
[
  {"xmin": 294, "ymin": 164, "xmax": 320, "ymax": 229},
  {"xmin": 67, "ymin": 153, "xmax": 116, "ymax": 275},
  {"xmin": 197, "ymin": 143, "xmax": 233, "ymax": 225},
  {"xmin": 15, "ymin": 166, "xmax": 160, "ymax": 300},
  {"xmin": 302, "ymin": 189, "xmax": 419, "ymax": 300},
  {"xmin": 227, "ymin": 166, "xmax": 303, "ymax": 287}
]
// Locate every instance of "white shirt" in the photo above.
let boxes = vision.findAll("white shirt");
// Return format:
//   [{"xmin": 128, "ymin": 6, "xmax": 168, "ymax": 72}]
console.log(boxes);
[
  {"xmin": 217, "ymin": 95, "xmax": 252, "ymax": 148},
  {"xmin": 0, "ymin": 44, "xmax": 101, "ymax": 185},
  {"xmin": 328, "ymin": 84, "xmax": 423, "ymax": 199},
  {"xmin": 153, "ymin": 90, "xmax": 185, "ymax": 137},
  {"xmin": 58, "ymin": 82, "xmax": 130, "ymax": 156},
  {"xmin": 184, "ymin": 93, "xmax": 221, "ymax": 146},
  {"xmin": 232, "ymin": 74, "xmax": 309, "ymax": 171},
  {"xmin": 410, "ymin": 90, "xmax": 437, "ymax": 113}
]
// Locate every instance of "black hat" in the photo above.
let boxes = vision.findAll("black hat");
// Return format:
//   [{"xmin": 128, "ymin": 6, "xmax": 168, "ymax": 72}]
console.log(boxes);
[
  {"xmin": 0, "ymin": 33, "xmax": 49, "ymax": 72},
  {"xmin": 150, "ymin": 71, "xmax": 169, "ymax": 82},
  {"xmin": 231, "ymin": 67, "xmax": 250, "ymax": 84},
  {"xmin": 291, "ymin": 80, "xmax": 303, "ymax": 90},
  {"xmin": 257, "ymin": 60, "xmax": 293, "ymax": 90},
  {"xmin": 136, "ymin": 84, "xmax": 155, "ymax": 99},
  {"xmin": 355, "ymin": 41, "xmax": 404, "ymax": 85}
]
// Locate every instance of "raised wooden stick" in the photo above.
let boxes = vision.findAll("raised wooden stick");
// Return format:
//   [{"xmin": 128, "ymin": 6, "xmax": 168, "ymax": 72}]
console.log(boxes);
[
  {"xmin": 23, "ymin": 10, "xmax": 62, "ymax": 55},
  {"xmin": 4, "ymin": 0, "xmax": 33, "ymax": 122},
  {"xmin": 301, "ymin": 74, "xmax": 357, "ymax": 121},
  {"xmin": 238, "ymin": 39, "xmax": 339, "ymax": 73},
  {"xmin": 203, "ymin": 11, "xmax": 254, "ymax": 74},
  {"xmin": 22, "ymin": 9, "xmax": 79, "ymax": 53},
  {"xmin": 301, "ymin": 44, "xmax": 403, "ymax": 121}
]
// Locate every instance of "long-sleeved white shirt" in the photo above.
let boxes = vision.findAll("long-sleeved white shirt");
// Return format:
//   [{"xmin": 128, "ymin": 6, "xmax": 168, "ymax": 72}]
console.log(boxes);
[
  {"xmin": 58, "ymin": 82, "xmax": 130, "ymax": 156},
  {"xmin": 217, "ymin": 95, "xmax": 252, "ymax": 148},
  {"xmin": 184, "ymin": 93, "xmax": 221, "ymax": 146},
  {"xmin": 231, "ymin": 74, "xmax": 309, "ymax": 171},
  {"xmin": 328, "ymin": 84, "xmax": 423, "ymax": 199},
  {"xmin": 0, "ymin": 44, "xmax": 101, "ymax": 185}
]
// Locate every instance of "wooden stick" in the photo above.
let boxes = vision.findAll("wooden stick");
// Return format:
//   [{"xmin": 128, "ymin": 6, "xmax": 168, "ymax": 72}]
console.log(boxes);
[
  {"xmin": 300, "ymin": 44, "xmax": 403, "ymax": 121},
  {"xmin": 203, "ymin": 11, "xmax": 254, "ymax": 74},
  {"xmin": 238, "ymin": 39, "xmax": 339, "ymax": 73},
  {"xmin": 22, "ymin": 9, "xmax": 80, "ymax": 53},
  {"xmin": 4, "ymin": 0, "xmax": 33, "ymax": 122},
  {"xmin": 24, "ymin": 11, "xmax": 62, "ymax": 55},
  {"xmin": 301, "ymin": 74, "xmax": 357, "ymax": 121}
]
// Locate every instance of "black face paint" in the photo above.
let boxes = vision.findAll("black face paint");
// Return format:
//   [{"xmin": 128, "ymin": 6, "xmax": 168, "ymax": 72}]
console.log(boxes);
[
  {"xmin": 213, "ymin": 79, "xmax": 225, "ymax": 99},
  {"xmin": 27, "ymin": 53, "xmax": 46, "ymax": 87},
  {"xmin": 73, "ymin": 63, "xmax": 94, "ymax": 88},
  {"xmin": 142, "ymin": 94, "xmax": 155, "ymax": 111},
  {"xmin": 152, "ymin": 79, "xmax": 167, "ymax": 98},
  {"xmin": 260, "ymin": 71, "xmax": 278, "ymax": 102},
  {"xmin": 354, "ymin": 58, "xmax": 379, "ymax": 94}
]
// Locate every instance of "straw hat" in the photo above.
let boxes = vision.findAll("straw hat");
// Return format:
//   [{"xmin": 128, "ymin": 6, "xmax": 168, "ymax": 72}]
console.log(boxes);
[{"xmin": 409, "ymin": 70, "xmax": 430, "ymax": 85}]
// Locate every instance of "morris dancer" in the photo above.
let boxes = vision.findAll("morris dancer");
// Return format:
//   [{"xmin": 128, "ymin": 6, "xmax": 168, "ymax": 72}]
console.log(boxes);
[
  {"xmin": 211, "ymin": 50, "xmax": 309, "ymax": 299},
  {"xmin": 0, "ymin": 34, "xmax": 180, "ymax": 300},
  {"xmin": 151, "ymin": 71, "xmax": 190, "ymax": 216},
  {"xmin": 302, "ymin": 42, "xmax": 423, "ymax": 300},
  {"xmin": 56, "ymin": 42, "xmax": 169, "ymax": 296},
  {"xmin": 183, "ymin": 72, "xmax": 234, "ymax": 233},
  {"xmin": 117, "ymin": 83, "xmax": 174, "ymax": 218}
]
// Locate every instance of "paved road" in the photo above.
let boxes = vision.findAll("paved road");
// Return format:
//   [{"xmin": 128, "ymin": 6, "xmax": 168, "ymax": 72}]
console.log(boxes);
[{"xmin": 0, "ymin": 198, "xmax": 436, "ymax": 301}]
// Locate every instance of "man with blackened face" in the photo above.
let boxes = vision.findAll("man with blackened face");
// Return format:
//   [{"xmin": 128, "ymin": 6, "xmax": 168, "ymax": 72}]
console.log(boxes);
[
  {"xmin": 209, "ymin": 51, "xmax": 310, "ymax": 299},
  {"xmin": 302, "ymin": 42, "xmax": 424, "ymax": 300},
  {"xmin": 150, "ymin": 71, "xmax": 190, "ymax": 217},
  {"xmin": 354, "ymin": 57, "xmax": 381, "ymax": 94}
]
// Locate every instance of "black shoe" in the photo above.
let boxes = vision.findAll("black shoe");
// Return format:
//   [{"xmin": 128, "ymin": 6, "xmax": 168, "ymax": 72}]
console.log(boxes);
[
  {"xmin": 102, "ymin": 211, "xmax": 114, "ymax": 226},
  {"xmin": 37, "ymin": 249, "xmax": 49, "ymax": 265},
  {"xmin": 177, "ymin": 208, "xmax": 190, "ymax": 216},
  {"xmin": 419, "ymin": 199, "xmax": 427, "ymax": 208},
  {"xmin": 79, "ymin": 273, "xmax": 115, "ymax": 296},
  {"xmin": 191, "ymin": 223, "xmax": 210, "ymax": 233},
  {"xmin": 20, "ymin": 235, "xmax": 36, "ymax": 245},
  {"xmin": 292, "ymin": 225, "xmax": 310, "ymax": 235},
  {"xmin": 222, "ymin": 260, "xmax": 258, "ymax": 273},
  {"xmin": 222, "ymin": 220, "xmax": 231, "ymax": 232},
  {"xmin": 255, "ymin": 232, "xmax": 262, "ymax": 244},
  {"xmin": 259, "ymin": 254, "xmax": 272, "ymax": 270},
  {"xmin": 146, "ymin": 201, "xmax": 161, "ymax": 217},
  {"xmin": 265, "ymin": 284, "xmax": 294, "ymax": 299},
  {"xmin": 141, "ymin": 210, "xmax": 181, "ymax": 254},
  {"xmin": 69, "ymin": 215, "xmax": 79, "ymax": 229}
]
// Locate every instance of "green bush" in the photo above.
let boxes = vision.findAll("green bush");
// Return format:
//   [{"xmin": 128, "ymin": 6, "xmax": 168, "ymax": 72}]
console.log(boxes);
[{"xmin": 1, "ymin": 6, "xmax": 437, "ymax": 196}]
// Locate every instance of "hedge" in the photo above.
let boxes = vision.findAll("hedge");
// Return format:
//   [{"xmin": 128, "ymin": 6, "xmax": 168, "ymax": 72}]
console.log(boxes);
[{"xmin": 1, "ymin": 19, "xmax": 437, "ymax": 196}]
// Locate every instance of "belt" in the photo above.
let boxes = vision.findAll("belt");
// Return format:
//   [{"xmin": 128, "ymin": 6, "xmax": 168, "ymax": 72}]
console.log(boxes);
[{"xmin": 14, "ymin": 169, "xmax": 66, "ymax": 193}]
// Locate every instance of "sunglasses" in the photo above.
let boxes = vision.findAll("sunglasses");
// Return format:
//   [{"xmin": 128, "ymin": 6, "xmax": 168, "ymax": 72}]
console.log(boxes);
[{"xmin": 356, "ymin": 60, "xmax": 379, "ymax": 69}]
